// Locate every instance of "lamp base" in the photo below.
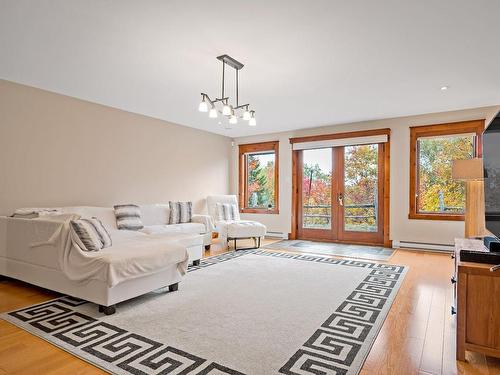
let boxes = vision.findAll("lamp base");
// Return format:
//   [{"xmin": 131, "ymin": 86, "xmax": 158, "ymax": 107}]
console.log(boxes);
[{"xmin": 465, "ymin": 180, "xmax": 486, "ymax": 238}]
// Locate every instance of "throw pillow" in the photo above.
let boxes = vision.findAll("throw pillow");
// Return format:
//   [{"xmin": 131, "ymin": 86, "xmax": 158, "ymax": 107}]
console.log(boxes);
[
  {"xmin": 216, "ymin": 203, "xmax": 238, "ymax": 220},
  {"xmin": 89, "ymin": 217, "xmax": 113, "ymax": 248},
  {"xmin": 169, "ymin": 201, "xmax": 192, "ymax": 224},
  {"xmin": 114, "ymin": 204, "xmax": 144, "ymax": 230},
  {"xmin": 70, "ymin": 219, "xmax": 104, "ymax": 252}
]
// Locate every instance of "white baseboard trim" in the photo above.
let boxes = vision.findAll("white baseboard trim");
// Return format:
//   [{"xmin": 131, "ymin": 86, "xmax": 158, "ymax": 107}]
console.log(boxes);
[
  {"xmin": 265, "ymin": 231, "xmax": 288, "ymax": 239},
  {"xmin": 393, "ymin": 240, "xmax": 454, "ymax": 253}
]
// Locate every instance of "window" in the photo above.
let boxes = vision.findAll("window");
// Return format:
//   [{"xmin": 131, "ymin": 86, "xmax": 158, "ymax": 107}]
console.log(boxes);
[
  {"xmin": 409, "ymin": 120, "xmax": 484, "ymax": 220},
  {"xmin": 238, "ymin": 141, "xmax": 279, "ymax": 214}
]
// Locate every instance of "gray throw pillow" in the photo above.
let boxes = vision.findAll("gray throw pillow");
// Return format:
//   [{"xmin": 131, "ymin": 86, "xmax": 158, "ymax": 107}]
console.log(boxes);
[
  {"xmin": 70, "ymin": 218, "xmax": 111, "ymax": 251},
  {"xmin": 114, "ymin": 204, "xmax": 144, "ymax": 230},
  {"xmin": 169, "ymin": 201, "xmax": 192, "ymax": 224}
]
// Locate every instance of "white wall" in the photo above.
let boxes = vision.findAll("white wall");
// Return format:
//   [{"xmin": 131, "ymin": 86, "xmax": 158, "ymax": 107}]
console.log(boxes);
[
  {"xmin": 231, "ymin": 106, "xmax": 500, "ymax": 245},
  {"xmin": 0, "ymin": 80, "xmax": 232, "ymax": 215}
]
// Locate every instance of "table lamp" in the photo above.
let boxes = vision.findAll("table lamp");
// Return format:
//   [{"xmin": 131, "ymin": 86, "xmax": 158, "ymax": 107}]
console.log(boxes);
[{"xmin": 452, "ymin": 158, "xmax": 485, "ymax": 238}]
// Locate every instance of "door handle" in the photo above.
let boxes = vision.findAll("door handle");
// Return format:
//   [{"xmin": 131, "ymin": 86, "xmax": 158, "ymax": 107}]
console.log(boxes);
[{"xmin": 338, "ymin": 193, "xmax": 344, "ymax": 206}]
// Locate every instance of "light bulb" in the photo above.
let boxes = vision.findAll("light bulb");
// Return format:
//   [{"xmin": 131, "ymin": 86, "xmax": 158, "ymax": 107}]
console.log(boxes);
[
  {"xmin": 243, "ymin": 110, "xmax": 251, "ymax": 121},
  {"xmin": 198, "ymin": 100, "xmax": 208, "ymax": 112},
  {"xmin": 249, "ymin": 117, "xmax": 256, "ymax": 126},
  {"xmin": 209, "ymin": 108, "xmax": 218, "ymax": 118},
  {"xmin": 222, "ymin": 104, "xmax": 231, "ymax": 116},
  {"xmin": 229, "ymin": 115, "xmax": 238, "ymax": 124}
]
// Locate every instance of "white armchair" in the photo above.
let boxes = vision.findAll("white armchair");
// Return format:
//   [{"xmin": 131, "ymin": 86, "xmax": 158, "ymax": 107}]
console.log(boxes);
[{"xmin": 207, "ymin": 195, "xmax": 267, "ymax": 250}]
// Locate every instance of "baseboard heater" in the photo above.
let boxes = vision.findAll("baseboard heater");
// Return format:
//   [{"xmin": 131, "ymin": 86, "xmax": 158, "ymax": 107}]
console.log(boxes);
[
  {"xmin": 393, "ymin": 240, "xmax": 454, "ymax": 253},
  {"xmin": 265, "ymin": 231, "xmax": 288, "ymax": 239}
]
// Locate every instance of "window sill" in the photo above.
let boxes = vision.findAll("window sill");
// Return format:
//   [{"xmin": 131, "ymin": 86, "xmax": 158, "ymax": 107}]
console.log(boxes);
[
  {"xmin": 408, "ymin": 213, "xmax": 464, "ymax": 221},
  {"xmin": 240, "ymin": 208, "xmax": 279, "ymax": 215}
]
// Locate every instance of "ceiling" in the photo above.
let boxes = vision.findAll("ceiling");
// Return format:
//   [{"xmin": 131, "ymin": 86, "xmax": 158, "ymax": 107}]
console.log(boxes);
[{"xmin": 1, "ymin": 1, "xmax": 500, "ymax": 138}]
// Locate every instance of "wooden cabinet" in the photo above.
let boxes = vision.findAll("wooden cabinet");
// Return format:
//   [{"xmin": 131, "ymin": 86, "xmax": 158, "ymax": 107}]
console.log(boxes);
[{"xmin": 454, "ymin": 239, "xmax": 500, "ymax": 361}]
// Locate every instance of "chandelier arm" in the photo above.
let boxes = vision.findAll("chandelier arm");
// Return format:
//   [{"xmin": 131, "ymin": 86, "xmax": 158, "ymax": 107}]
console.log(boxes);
[
  {"xmin": 213, "ymin": 97, "xmax": 229, "ymax": 103},
  {"xmin": 202, "ymin": 94, "xmax": 215, "ymax": 107},
  {"xmin": 234, "ymin": 104, "xmax": 250, "ymax": 110}
]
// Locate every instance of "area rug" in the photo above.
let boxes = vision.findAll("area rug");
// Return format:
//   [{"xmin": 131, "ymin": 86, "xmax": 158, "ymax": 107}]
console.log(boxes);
[
  {"xmin": 263, "ymin": 240, "xmax": 395, "ymax": 261},
  {"xmin": 2, "ymin": 249, "xmax": 407, "ymax": 375}
]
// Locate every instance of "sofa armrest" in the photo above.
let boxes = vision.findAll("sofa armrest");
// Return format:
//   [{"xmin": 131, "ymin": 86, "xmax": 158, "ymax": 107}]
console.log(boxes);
[
  {"xmin": 0, "ymin": 215, "xmax": 73, "ymax": 259},
  {"xmin": 191, "ymin": 214, "xmax": 214, "ymax": 233}
]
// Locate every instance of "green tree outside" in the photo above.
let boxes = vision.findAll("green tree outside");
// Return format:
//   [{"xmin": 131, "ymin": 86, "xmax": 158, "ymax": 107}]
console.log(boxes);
[
  {"xmin": 418, "ymin": 135, "xmax": 473, "ymax": 213},
  {"xmin": 247, "ymin": 154, "xmax": 275, "ymax": 208}
]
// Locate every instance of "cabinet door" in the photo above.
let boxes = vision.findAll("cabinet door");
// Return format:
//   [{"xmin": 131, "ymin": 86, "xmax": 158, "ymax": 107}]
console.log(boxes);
[{"xmin": 466, "ymin": 274, "xmax": 500, "ymax": 349}]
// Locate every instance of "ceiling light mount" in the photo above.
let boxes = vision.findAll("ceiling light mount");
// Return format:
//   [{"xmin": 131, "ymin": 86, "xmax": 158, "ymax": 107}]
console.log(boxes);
[
  {"xmin": 216, "ymin": 54, "xmax": 244, "ymax": 70},
  {"xmin": 198, "ymin": 55, "xmax": 256, "ymax": 128}
]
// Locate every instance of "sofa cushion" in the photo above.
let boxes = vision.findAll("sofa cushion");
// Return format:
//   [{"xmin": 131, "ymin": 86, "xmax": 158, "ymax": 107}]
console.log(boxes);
[
  {"xmin": 69, "ymin": 234, "xmax": 188, "ymax": 287},
  {"xmin": 60, "ymin": 206, "xmax": 117, "ymax": 231},
  {"xmin": 114, "ymin": 204, "xmax": 144, "ymax": 230},
  {"xmin": 109, "ymin": 229, "xmax": 147, "ymax": 244},
  {"xmin": 140, "ymin": 223, "xmax": 206, "ymax": 236},
  {"xmin": 146, "ymin": 232, "xmax": 204, "ymax": 247},
  {"xmin": 139, "ymin": 204, "xmax": 170, "ymax": 226}
]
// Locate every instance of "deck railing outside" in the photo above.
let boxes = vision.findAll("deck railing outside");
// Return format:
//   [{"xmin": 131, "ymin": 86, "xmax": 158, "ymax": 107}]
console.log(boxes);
[{"xmin": 303, "ymin": 203, "xmax": 377, "ymax": 231}]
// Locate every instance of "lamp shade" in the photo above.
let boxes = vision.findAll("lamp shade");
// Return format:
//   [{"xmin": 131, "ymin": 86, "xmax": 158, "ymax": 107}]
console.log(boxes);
[{"xmin": 452, "ymin": 158, "xmax": 483, "ymax": 181}]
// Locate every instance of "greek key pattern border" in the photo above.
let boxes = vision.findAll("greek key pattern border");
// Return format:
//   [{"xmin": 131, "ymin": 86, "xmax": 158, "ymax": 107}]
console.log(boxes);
[{"xmin": 4, "ymin": 249, "xmax": 405, "ymax": 375}]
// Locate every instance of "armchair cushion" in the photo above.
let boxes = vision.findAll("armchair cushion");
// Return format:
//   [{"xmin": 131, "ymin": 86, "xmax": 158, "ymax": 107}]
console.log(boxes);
[{"xmin": 216, "ymin": 220, "xmax": 266, "ymax": 239}]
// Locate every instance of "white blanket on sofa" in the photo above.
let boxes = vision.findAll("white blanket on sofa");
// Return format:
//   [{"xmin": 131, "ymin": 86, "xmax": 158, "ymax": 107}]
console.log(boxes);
[{"xmin": 24, "ymin": 216, "xmax": 189, "ymax": 287}]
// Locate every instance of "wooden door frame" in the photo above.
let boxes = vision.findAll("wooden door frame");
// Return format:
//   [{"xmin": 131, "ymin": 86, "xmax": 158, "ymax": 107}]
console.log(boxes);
[{"xmin": 290, "ymin": 128, "xmax": 392, "ymax": 247}]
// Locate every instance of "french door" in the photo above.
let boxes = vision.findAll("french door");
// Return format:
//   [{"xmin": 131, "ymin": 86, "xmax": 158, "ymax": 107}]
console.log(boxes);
[{"xmin": 296, "ymin": 143, "xmax": 386, "ymax": 245}]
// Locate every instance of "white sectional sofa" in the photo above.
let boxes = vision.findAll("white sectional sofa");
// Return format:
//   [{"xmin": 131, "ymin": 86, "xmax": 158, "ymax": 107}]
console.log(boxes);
[
  {"xmin": 0, "ymin": 204, "xmax": 213, "ymax": 315},
  {"xmin": 59, "ymin": 205, "xmax": 213, "ymax": 251}
]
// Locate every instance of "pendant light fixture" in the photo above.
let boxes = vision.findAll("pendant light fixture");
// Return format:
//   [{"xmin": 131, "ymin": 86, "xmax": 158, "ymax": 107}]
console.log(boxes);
[
  {"xmin": 208, "ymin": 107, "xmax": 218, "ymax": 118},
  {"xmin": 198, "ymin": 55, "xmax": 256, "ymax": 127}
]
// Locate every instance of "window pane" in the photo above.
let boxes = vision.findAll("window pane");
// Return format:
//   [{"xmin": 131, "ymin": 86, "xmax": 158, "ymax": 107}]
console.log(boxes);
[
  {"xmin": 344, "ymin": 144, "xmax": 378, "ymax": 232},
  {"xmin": 246, "ymin": 152, "xmax": 275, "ymax": 209},
  {"xmin": 417, "ymin": 135, "xmax": 474, "ymax": 214},
  {"xmin": 302, "ymin": 148, "xmax": 332, "ymax": 229}
]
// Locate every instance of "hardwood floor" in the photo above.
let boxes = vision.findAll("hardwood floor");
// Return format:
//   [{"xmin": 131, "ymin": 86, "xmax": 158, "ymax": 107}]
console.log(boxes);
[{"xmin": 1, "ymin": 238, "xmax": 500, "ymax": 374}]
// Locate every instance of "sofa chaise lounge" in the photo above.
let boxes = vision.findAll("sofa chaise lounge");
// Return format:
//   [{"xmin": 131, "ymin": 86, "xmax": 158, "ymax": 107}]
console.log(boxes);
[{"xmin": 0, "ymin": 205, "xmax": 213, "ymax": 315}]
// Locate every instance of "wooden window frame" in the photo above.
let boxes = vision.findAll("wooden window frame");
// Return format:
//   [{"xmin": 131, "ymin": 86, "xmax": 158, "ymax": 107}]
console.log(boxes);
[
  {"xmin": 409, "ymin": 119, "xmax": 484, "ymax": 221},
  {"xmin": 238, "ymin": 141, "xmax": 279, "ymax": 214}
]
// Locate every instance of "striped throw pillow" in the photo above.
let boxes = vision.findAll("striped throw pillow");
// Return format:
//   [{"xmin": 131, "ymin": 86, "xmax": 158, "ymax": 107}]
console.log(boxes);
[
  {"xmin": 169, "ymin": 201, "xmax": 192, "ymax": 224},
  {"xmin": 70, "ymin": 219, "xmax": 104, "ymax": 252},
  {"xmin": 89, "ymin": 217, "xmax": 112, "ymax": 248},
  {"xmin": 216, "ymin": 203, "xmax": 238, "ymax": 221},
  {"xmin": 114, "ymin": 204, "xmax": 144, "ymax": 230}
]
